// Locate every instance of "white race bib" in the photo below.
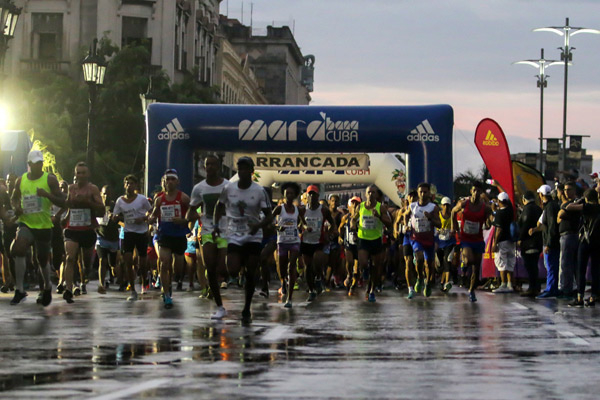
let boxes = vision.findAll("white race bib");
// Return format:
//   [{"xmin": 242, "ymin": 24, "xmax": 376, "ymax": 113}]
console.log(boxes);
[
  {"xmin": 22, "ymin": 195, "xmax": 42, "ymax": 215},
  {"xmin": 348, "ymin": 230, "xmax": 358, "ymax": 245},
  {"xmin": 361, "ymin": 215, "xmax": 377, "ymax": 230},
  {"xmin": 70, "ymin": 208, "xmax": 92, "ymax": 227},
  {"xmin": 438, "ymin": 228, "xmax": 451, "ymax": 241},
  {"xmin": 160, "ymin": 204, "xmax": 181, "ymax": 222},
  {"xmin": 306, "ymin": 217, "xmax": 322, "ymax": 232},
  {"xmin": 123, "ymin": 209, "xmax": 137, "ymax": 224},
  {"xmin": 414, "ymin": 217, "xmax": 431, "ymax": 233},
  {"xmin": 464, "ymin": 220, "xmax": 480, "ymax": 235},
  {"xmin": 97, "ymin": 214, "xmax": 109, "ymax": 226},
  {"xmin": 229, "ymin": 217, "xmax": 249, "ymax": 235}
]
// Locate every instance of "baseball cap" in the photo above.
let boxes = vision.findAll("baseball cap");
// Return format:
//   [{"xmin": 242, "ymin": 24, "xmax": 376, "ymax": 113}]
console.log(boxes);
[
  {"xmin": 497, "ymin": 192, "xmax": 510, "ymax": 202},
  {"xmin": 441, "ymin": 196, "xmax": 451, "ymax": 205},
  {"xmin": 27, "ymin": 150, "xmax": 44, "ymax": 164},
  {"xmin": 306, "ymin": 185, "xmax": 319, "ymax": 194},
  {"xmin": 590, "ymin": 172, "xmax": 598, "ymax": 179},
  {"xmin": 537, "ymin": 184, "xmax": 552, "ymax": 196},
  {"xmin": 163, "ymin": 168, "xmax": 178, "ymax": 179},
  {"xmin": 236, "ymin": 156, "xmax": 254, "ymax": 168},
  {"xmin": 347, "ymin": 196, "xmax": 362, "ymax": 207}
]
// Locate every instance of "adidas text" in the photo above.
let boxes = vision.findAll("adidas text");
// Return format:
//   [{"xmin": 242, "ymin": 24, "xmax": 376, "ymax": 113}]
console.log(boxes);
[
  {"xmin": 158, "ymin": 132, "xmax": 190, "ymax": 140},
  {"xmin": 407, "ymin": 133, "xmax": 439, "ymax": 142}
]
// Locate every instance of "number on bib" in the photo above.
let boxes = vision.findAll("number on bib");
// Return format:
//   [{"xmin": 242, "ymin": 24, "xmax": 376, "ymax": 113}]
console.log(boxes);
[
  {"xmin": 70, "ymin": 209, "xmax": 92, "ymax": 227},
  {"xmin": 463, "ymin": 220, "xmax": 480, "ymax": 235},
  {"xmin": 22, "ymin": 195, "xmax": 42, "ymax": 215}
]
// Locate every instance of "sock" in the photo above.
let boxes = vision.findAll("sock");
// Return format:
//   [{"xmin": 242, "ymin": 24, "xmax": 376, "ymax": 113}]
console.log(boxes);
[{"xmin": 14, "ymin": 256, "xmax": 26, "ymax": 292}]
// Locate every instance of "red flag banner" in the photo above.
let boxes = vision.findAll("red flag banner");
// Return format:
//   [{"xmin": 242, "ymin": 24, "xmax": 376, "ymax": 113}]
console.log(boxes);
[{"xmin": 474, "ymin": 119, "xmax": 515, "ymax": 204}]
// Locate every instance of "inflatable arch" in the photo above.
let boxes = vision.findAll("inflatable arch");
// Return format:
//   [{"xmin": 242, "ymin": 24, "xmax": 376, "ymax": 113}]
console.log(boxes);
[
  {"xmin": 229, "ymin": 153, "xmax": 408, "ymax": 205},
  {"xmin": 145, "ymin": 104, "xmax": 454, "ymax": 197}
]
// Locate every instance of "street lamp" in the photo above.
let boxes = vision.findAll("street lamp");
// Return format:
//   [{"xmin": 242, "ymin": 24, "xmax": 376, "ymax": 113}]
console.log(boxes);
[
  {"xmin": 534, "ymin": 17, "xmax": 600, "ymax": 169},
  {"xmin": 140, "ymin": 76, "xmax": 157, "ymax": 115},
  {"xmin": 0, "ymin": 0, "xmax": 22, "ymax": 70},
  {"xmin": 81, "ymin": 38, "xmax": 106, "ymax": 174},
  {"xmin": 513, "ymin": 48, "xmax": 562, "ymax": 172}
]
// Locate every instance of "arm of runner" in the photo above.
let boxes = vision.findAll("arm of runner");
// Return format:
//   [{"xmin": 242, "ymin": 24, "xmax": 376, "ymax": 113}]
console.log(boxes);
[
  {"xmin": 10, "ymin": 177, "xmax": 23, "ymax": 217},
  {"xmin": 186, "ymin": 185, "xmax": 201, "ymax": 223},
  {"xmin": 426, "ymin": 205, "xmax": 442, "ymax": 229},
  {"xmin": 272, "ymin": 205, "xmax": 282, "ymax": 230},
  {"xmin": 38, "ymin": 174, "xmax": 66, "ymax": 207},
  {"xmin": 111, "ymin": 198, "xmax": 123, "ymax": 222},
  {"xmin": 252, "ymin": 206, "xmax": 274, "ymax": 235},
  {"xmin": 375, "ymin": 204, "xmax": 392, "ymax": 229},
  {"xmin": 322, "ymin": 207, "xmax": 337, "ymax": 236},
  {"xmin": 148, "ymin": 196, "xmax": 162, "ymax": 225},
  {"xmin": 212, "ymin": 201, "xmax": 225, "ymax": 238},
  {"xmin": 172, "ymin": 193, "xmax": 190, "ymax": 226}
]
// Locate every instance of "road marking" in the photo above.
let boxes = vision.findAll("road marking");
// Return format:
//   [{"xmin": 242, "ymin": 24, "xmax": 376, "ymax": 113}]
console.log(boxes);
[
  {"xmin": 90, "ymin": 378, "xmax": 170, "ymax": 400},
  {"xmin": 559, "ymin": 331, "xmax": 590, "ymax": 346},
  {"xmin": 511, "ymin": 302, "xmax": 529, "ymax": 310},
  {"xmin": 261, "ymin": 325, "xmax": 290, "ymax": 342}
]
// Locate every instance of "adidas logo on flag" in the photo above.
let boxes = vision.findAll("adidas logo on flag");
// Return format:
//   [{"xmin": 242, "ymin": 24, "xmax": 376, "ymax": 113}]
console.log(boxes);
[
  {"xmin": 407, "ymin": 119, "xmax": 439, "ymax": 142},
  {"xmin": 158, "ymin": 118, "xmax": 190, "ymax": 140},
  {"xmin": 482, "ymin": 130, "xmax": 500, "ymax": 146}
]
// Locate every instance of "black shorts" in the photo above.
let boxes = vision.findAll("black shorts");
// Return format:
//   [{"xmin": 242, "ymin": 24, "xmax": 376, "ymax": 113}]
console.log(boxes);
[
  {"xmin": 301, "ymin": 242, "xmax": 324, "ymax": 257},
  {"xmin": 96, "ymin": 246, "xmax": 117, "ymax": 266},
  {"xmin": 345, "ymin": 244, "xmax": 358, "ymax": 260},
  {"xmin": 227, "ymin": 242, "xmax": 262, "ymax": 256},
  {"xmin": 64, "ymin": 229, "xmax": 96, "ymax": 248},
  {"xmin": 358, "ymin": 238, "xmax": 383, "ymax": 256},
  {"xmin": 403, "ymin": 244, "xmax": 413, "ymax": 257},
  {"xmin": 123, "ymin": 232, "xmax": 148, "ymax": 256},
  {"xmin": 158, "ymin": 235, "xmax": 187, "ymax": 256},
  {"xmin": 3, "ymin": 224, "xmax": 16, "ymax": 254}
]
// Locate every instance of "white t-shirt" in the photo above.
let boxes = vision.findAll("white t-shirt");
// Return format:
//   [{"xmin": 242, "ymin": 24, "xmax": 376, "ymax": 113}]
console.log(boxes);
[
  {"xmin": 190, "ymin": 178, "xmax": 229, "ymax": 235},
  {"xmin": 113, "ymin": 194, "xmax": 152, "ymax": 234},
  {"xmin": 218, "ymin": 181, "xmax": 270, "ymax": 245}
]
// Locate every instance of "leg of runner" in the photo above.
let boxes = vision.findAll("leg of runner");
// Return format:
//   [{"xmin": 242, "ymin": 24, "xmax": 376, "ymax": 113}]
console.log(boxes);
[
  {"xmin": 414, "ymin": 250, "xmax": 425, "ymax": 295},
  {"xmin": 260, "ymin": 240, "xmax": 276, "ymax": 298},
  {"xmin": 158, "ymin": 247, "xmax": 174, "ymax": 308},
  {"xmin": 203, "ymin": 242, "xmax": 225, "ymax": 317},
  {"xmin": 313, "ymin": 249, "xmax": 327, "ymax": 294},
  {"xmin": 242, "ymin": 250, "xmax": 260, "ymax": 324},
  {"xmin": 303, "ymin": 252, "xmax": 316, "ymax": 301},
  {"xmin": 465, "ymin": 247, "xmax": 482, "ymax": 302},
  {"xmin": 185, "ymin": 253, "xmax": 195, "ymax": 290},
  {"xmin": 357, "ymin": 248, "xmax": 370, "ymax": 298},
  {"xmin": 80, "ymin": 246, "xmax": 93, "ymax": 295},
  {"xmin": 97, "ymin": 246, "xmax": 108, "ymax": 294},
  {"xmin": 9, "ymin": 227, "xmax": 35, "ymax": 304},
  {"xmin": 63, "ymin": 240, "xmax": 80, "ymax": 303},
  {"xmin": 285, "ymin": 248, "xmax": 299, "ymax": 307},
  {"xmin": 122, "ymin": 251, "xmax": 137, "ymax": 300}
]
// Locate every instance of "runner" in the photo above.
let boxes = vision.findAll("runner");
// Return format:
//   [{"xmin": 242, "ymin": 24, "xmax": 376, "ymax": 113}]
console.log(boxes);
[
  {"xmin": 213, "ymin": 156, "xmax": 273, "ymax": 324},
  {"xmin": 149, "ymin": 169, "xmax": 190, "ymax": 309},
  {"xmin": 301, "ymin": 184, "xmax": 336, "ymax": 302},
  {"xmin": 187, "ymin": 155, "xmax": 229, "ymax": 319},
  {"xmin": 452, "ymin": 182, "xmax": 492, "ymax": 302},
  {"xmin": 325, "ymin": 195, "xmax": 343, "ymax": 289},
  {"xmin": 403, "ymin": 183, "xmax": 441, "ymax": 298},
  {"xmin": 437, "ymin": 196, "xmax": 457, "ymax": 293},
  {"xmin": 62, "ymin": 161, "xmax": 104, "ymax": 303},
  {"xmin": 0, "ymin": 178, "xmax": 14, "ymax": 293},
  {"xmin": 53, "ymin": 180, "xmax": 68, "ymax": 293},
  {"xmin": 112, "ymin": 175, "xmax": 152, "ymax": 301},
  {"xmin": 95, "ymin": 185, "xmax": 120, "ymax": 295},
  {"xmin": 339, "ymin": 196, "xmax": 361, "ymax": 295},
  {"xmin": 394, "ymin": 190, "xmax": 418, "ymax": 299},
  {"xmin": 9, "ymin": 150, "xmax": 65, "ymax": 306},
  {"xmin": 351, "ymin": 184, "xmax": 391, "ymax": 302},
  {"xmin": 272, "ymin": 182, "xmax": 305, "ymax": 308}
]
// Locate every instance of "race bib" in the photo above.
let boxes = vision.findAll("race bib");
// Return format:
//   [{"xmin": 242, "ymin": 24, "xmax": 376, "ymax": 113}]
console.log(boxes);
[
  {"xmin": 70, "ymin": 208, "xmax": 92, "ymax": 227},
  {"xmin": 229, "ymin": 217, "xmax": 250, "ymax": 235},
  {"xmin": 348, "ymin": 230, "xmax": 358, "ymax": 245},
  {"xmin": 438, "ymin": 228, "xmax": 451, "ymax": 241},
  {"xmin": 22, "ymin": 195, "xmax": 42, "ymax": 215},
  {"xmin": 51, "ymin": 205, "xmax": 61, "ymax": 217},
  {"xmin": 414, "ymin": 217, "xmax": 431, "ymax": 233},
  {"xmin": 97, "ymin": 213, "xmax": 109, "ymax": 226},
  {"xmin": 160, "ymin": 204, "xmax": 181, "ymax": 222},
  {"xmin": 281, "ymin": 219, "xmax": 298, "ymax": 238},
  {"xmin": 123, "ymin": 209, "xmax": 137, "ymax": 224},
  {"xmin": 306, "ymin": 217, "xmax": 321, "ymax": 232},
  {"xmin": 361, "ymin": 215, "xmax": 377, "ymax": 230},
  {"xmin": 464, "ymin": 220, "xmax": 480, "ymax": 235}
]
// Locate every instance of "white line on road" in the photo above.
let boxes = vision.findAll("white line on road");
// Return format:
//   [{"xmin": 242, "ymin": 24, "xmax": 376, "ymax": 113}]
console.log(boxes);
[
  {"xmin": 511, "ymin": 302, "xmax": 529, "ymax": 310},
  {"xmin": 261, "ymin": 325, "xmax": 290, "ymax": 342},
  {"xmin": 559, "ymin": 331, "xmax": 590, "ymax": 346},
  {"xmin": 90, "ymin": 378, "xmax": 170, "ymax": 400}
]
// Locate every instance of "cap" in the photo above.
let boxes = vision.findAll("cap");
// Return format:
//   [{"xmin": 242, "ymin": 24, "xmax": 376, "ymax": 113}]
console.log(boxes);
[
  {"xmin": 347, "ymin": 196, "xmax": 361, "ymax": 207},
  {"xmin": 236, "ymin": 156, "xmax": 254, "ymax": 168},
  {"xmin": 591, "ymin": 172, "xmax": 598, "ymax": 179},
  {"xmin": 27, "ymin": 150, "xmax": 44, "ymax": 164},
  {"xmin": 537, "ymin": 184, "xmax": 552, "ymax": 196},
  {"xmin": 441, "ymin": 196, "xmax": 451, "ymax": 205},
  {"xmin": 163, "ymin": 168, "xmax": 178, "ymax": 179},
  {"xmin": 306, "ymin": 184, "xmax": 319, "ymax": 194},
  {"xmin": 497, "ymin": 192, "xmax": 510, "ymax": 202}
]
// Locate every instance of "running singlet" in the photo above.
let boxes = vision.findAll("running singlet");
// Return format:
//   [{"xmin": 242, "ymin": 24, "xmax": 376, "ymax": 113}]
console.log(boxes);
[
  {"xmin": 66, "ymin": 184, "xmax": 97, "ymax": 231},
  {"xmin": 410, "ymin": 202, "xmax": 436, "ymax": 246},
  {"xmin": 437, "ymin": 211, "xmax": 456, "ymax": 247},
  {"xmin": 277, "ymin": 205, "xmax": 300, "ymax": 244},
  {"xmin": 357, "ymin": 202, "xmax": 383, "ymax": 240},
  {"xmin": 303, "ymin": 205, "xmax": 325, "ymax": 244},
  {"xmin": 18, "ymin": 172, "xmax": 53, "ymax": 229},
  {"xmin": 460, "ymin": 200, "xmax": 486, "ymax": 243},
  {"xmin": 190, "ymin": 179, "xmax": 229, "ymax": 235},
  {"xmin": 157, "ymin": 191, "xmax": 189, "ymax": 238},
  {"xmin": 344, "ymin": 217, "xmax": 358, "ymax": 246},
  {"xmin": 219, "ymin": 181, "xmax": 269, "ymax": 245}
]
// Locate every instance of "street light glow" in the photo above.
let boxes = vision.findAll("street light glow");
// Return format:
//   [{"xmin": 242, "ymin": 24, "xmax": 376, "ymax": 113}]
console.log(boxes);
[{"xmin": 0, "ymin": 103, "xmax": 10, "ymax": 130}]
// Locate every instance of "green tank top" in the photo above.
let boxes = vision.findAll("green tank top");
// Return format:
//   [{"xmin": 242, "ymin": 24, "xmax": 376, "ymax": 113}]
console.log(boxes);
[
  {"xmin": 18, "ymin": 171, "xmax": 53, "ymax": 229},
  {"xmin": 357, "ymin": 202, "xmax": 383, "ymax": 240}
]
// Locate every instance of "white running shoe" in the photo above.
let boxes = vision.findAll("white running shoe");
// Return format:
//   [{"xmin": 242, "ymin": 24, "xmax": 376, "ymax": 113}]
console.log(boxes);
[{"xmin": 211, "ymin": 306, "xmax": 227, "ymax": 320}]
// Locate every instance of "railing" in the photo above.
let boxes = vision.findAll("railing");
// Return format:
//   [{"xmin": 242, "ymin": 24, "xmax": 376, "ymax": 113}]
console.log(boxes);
[{"xmin": 20, "ymin": 59, "xmax": 71, "ymax": 73}]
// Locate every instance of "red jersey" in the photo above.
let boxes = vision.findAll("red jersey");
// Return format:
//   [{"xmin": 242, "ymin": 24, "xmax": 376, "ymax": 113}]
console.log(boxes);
[{"xmin": 459, "ymin": 199, "xmax": 486, "ymax": 243}]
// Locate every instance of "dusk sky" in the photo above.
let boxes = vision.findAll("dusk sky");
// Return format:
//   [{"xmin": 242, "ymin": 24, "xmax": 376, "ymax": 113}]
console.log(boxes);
[{"xmin": 224, "ymin": 0, "xmax": 600, "ymax": 177}]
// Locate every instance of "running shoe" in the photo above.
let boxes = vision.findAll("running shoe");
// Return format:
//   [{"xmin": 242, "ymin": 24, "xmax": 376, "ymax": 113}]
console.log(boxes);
[
  {"xmin": 315, "ymin": 279, "xmax": 323, "ymax": 294},
  {"xmin": 307, "ymin": 291, "xmax": 317, "ymax": 302},
  {"xmin": 176, "ymin": 281, "xmax": 183, "ymax": 291},
  {"xmin": 73, "ymin": 286, "xmax": 81, "ymax": 296},
  {"xmin": 468, "ymin": 291, "xmax": 477, "ymax": 303},
  {"xmin": 163, "ymin": 294, "xmax": 173, "ymax": 309},
  {"xmin": 375, "ymin": 285, "xmax": 382, "ymax": 293},
  {"xmin": 284, "ymin": 301, "xmax": 292, "ymax": 308},
  {"xmin": 424, "ymin": 284, "xmax": 431, "ymax": 297},
  {"xmin": 56, "ymin": 283, "xmax": 64, "ymax": 294},
  {"xmin": 10, "ymin": 290, "xmax": 27, "ymax": 305},
  {"xmin": 126, "ymin": 284, "xmax": 132, "ymax": 292},
  {"xmin": 344, "ymin": 277, "xmax": 351, "ymax": 288},
  {"xmin": 241, "ymin": 309, "xmax": 252, "ymax": 325},
  {"xmin": 585, "ymin": 297, "xmax": 596, "ymax": 308},
  {"xmin": 259, "ymin": 287, "xmax": 269, "ymax": 298},
  {"xmin": 211, "ymin": 306, "xmax": 227, "ymax": 320},
  {"xmin": 220, "ymin": 281, "xmax": 228, "ymax": 290},
  {"xmin": 348, "ymin": 287, "xmax": 354, "ymax": 296},
  {"xmin": 444, "ymin": 282, "xmax": 453, "ymax": 293},
  {"xmin": 278, "ymin": 285, "xmax": 287, "ymax": 296},
  {"xmin": 81, "ymin": 284, "xmax": 87, "ymax": 295},
  {"xmin": 36, "ymin": 290, "xmax": 52, "ymax": 307},
  {"xmin": 154, "ymin": 277, "xmax": 161, "ymax": 290},
  {"xmin": 293, "ymin": 281, "xmax": 300, "ymax": 290},
  {"xmin": 536, "ymin": 290, "xmax": 558, "ymax": 299},
  {"xmin": 368, "ymin": 292, "xmax": 376, "ymax": 302},
  {"xmin": 186, "ymin": 284, "xmax": 195, "ymax": 292},
  {"xmin": 407, "ymin": 289, "xmax": 416, "ymax": 299},
  {"xmin": 415, "ymin": 279, "xmax": 423, "ymax": 294},
  {"xmin": 97, "ymin": 285, "xmax": 107, "ymax": 295},
  {"xmin": 140, "ymin": 286, "xmax": 147, "ymax": 295},
  {"xmin": 0, "ymin": 285, "xmax": 9, "ymax": 293},
  {"xmin": 63, "ymin": 290, "xmax": 74, "ymax": 304},
  {"xmin": 493, "ymin": 284, "xmax": 511, "ymax": 293},
  {"xmin": 127, "ymin": 291, "xmax": 138, "ymax": 301},
  {"xmin": 568, "ymin": 298, "xmax": 584, "ymax": 308},
  {"xmin": 198, "ymin": 287, "xmax": 209, "ymax": 299}
]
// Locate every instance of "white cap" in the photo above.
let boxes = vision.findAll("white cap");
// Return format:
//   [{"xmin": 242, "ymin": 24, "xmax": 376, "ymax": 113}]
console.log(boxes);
[
  {"xmin": 537, "ymin": 184, "xmax": 552, "ymax": 196},
  {"xmin": 497, "ymin": 192, "xmax": 510, "ymax": 202},
  {"xmin": 27, "ymin": 150, "xmax": 44, "ymax": 164},
  {"xmin": 441, "ymin": 196, "xmax": 451, "ymax": 205}
]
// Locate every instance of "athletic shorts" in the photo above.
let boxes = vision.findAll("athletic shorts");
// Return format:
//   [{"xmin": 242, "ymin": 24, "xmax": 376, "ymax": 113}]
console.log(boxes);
[
  {"xmin": 123, "ymin": 232, "xmax": 148, "ymax": 256},
  {"xmin": 277, "ymin": 242, "xmax": 300, "ymax": 256},
  {"xmin": 147, "ymin": 245, "xmax": 158, "ymax": 259},
  {"xmin": 262, "ymin": 234, "xmax": 277, "ymax": 247},
  {"xmin": 461, "ymin": 240, "xmax": 486, "ymax": 255},
  {"xmin": 185, "ymin": 252, "xmax": 197, "ymax": 260},
  {"xmin": 345, "ymin": 244, "xmax": 358, "ymax": 260},
  {"xmin": 16, "ymin": 223, "xmax": 52, "ymax": 254},
  {"xmin": 403, "ymin": 244, "xmax": 413, "ymax": 258},
  {"xmin": 301, "ymin": 242, "xmax": 324, "ymax": 257},
  {"xmin": 200, "ymin": 233, "xmax": 228, "ymax": 249},
  {"xmin": 157, "ymin": 235, "xmax": 187, "ymax": 256},
  {"xmin": 64, "ymin": 229, "xmax": 96, "ymax": 248},
  {"xmin": 358, "ymin": 238, "xmax": 383, "ymax": 256},
  {"xmin": 411, "ymin": 239, "xmax": 435, "ymax": 262},
  {"xmin": 96, "ymin": 244, "xmax": 117, "ymax": 266},
  {"xmin": 227, "ymin": 242, "xmax": 262, "ymax": 256},
  {"xmin": 96, "ymin": 236, "xmax": 119, "ymax": 252}
]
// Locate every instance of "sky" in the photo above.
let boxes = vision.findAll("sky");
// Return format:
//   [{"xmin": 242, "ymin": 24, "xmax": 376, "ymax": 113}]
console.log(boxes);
[{"xmin": 223, "ymin": 0, "xmax": 600, "ymax": 178}]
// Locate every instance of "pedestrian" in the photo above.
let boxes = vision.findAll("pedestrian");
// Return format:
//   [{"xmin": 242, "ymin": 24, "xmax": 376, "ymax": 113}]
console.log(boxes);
[
  {"xmin": 491, "ymin": 192, "xmax": 515, "ymax": 293},
  {"xmin": 517, "ymin": 190, "xmax": 543, "ymax": 297}
]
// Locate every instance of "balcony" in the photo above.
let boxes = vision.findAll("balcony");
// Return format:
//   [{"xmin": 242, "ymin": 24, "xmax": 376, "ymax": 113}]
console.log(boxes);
[{"xmin": 20, "ymin": 59, "xmax": 71, "ymax": 73}]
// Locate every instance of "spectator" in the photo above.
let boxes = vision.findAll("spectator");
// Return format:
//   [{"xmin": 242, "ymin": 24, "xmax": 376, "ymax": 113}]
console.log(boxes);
[
  {"xmin": 557, "ymin": 181, "xmax": 581, "ymax": 299},
  {"xmin": 518, "ymin": 191, "xmax": 543, "ymax": 297},
  {"xmin": 492, "ymin": 192, "xmax": 515, "ymax": 293}
]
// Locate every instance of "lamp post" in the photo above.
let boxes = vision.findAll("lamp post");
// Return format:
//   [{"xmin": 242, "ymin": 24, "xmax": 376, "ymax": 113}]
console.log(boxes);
[
  {"xmin": 140, "ymin": 76, "xmax": 157, "ymax": 115},
  {"xmin": 534, "ymin": 17, "xmax": 600, "ymax": 169},
  {"xmin": 81, "ymin": 38, "xmax": 106, "ymax": 174},
  {"xmin": 0, "ymin": 0, "xmax": 21, "ymax": 69},
  {"xmin": 513, "ymin": 48, "xmax": 561, "ymax": 173}
]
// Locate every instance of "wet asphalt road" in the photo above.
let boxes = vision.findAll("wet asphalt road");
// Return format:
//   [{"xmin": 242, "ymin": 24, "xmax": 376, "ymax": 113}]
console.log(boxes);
[{"xmin": 1, "ymin": 282, "xmax": 600, "ymax": 400}]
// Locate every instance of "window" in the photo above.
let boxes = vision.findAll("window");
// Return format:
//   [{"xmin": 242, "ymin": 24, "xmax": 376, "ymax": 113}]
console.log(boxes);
[
  {"xmin": 31, "ymin": 13, "xmax": 63, "ymax": 60},
  {"xmin": 122, "ymin": 17, "xmax": 151, "ymax": 58}
]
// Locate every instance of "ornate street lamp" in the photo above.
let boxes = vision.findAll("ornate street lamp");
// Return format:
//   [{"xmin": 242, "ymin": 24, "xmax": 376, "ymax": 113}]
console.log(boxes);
[
  {"xmin": 81, "ymin": 38, "xmax": 106, "ymax": 174},
  {"xmin": 0, "ymin": 0, "xmax": 22, "ymax": 69}
]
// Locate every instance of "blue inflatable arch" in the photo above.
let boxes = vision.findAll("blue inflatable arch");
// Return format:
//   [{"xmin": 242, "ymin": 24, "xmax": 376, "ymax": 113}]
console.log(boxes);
[{"xmin": 145, "ymin": 104, "xmax": 454, "ymax": 197}]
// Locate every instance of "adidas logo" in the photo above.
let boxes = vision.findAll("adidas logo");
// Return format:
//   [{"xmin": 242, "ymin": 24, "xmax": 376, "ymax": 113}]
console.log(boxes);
[
  {"xmin": 407, "ymin": 119, "xmax": 439, "ymax": 142},
  {"xmin": 158, "ymin": 118, "xmax": 190, "ymax": 140},
  {"xmin": 482, "ymin": 130, "xmax": 499, "ymax": 146}
]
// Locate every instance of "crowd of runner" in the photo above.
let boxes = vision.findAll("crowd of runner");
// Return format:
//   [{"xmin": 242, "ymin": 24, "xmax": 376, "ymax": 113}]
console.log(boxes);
[{"xmin": 1, "ymin": 151, "xmax": 599, "ymax": 323}]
